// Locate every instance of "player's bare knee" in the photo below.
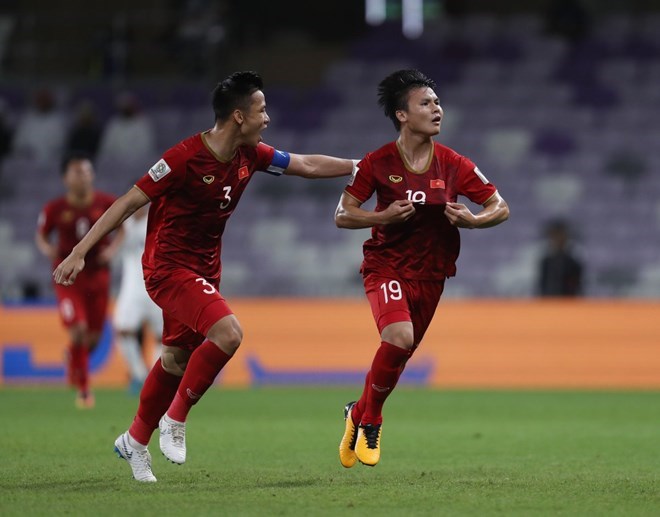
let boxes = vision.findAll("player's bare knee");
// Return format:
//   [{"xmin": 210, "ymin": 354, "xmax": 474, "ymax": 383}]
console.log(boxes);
[
  {"xmin": 69, "ymin": 325, "xmax": 87, "ymax": 346},
  {"xmin": 381, "ymin": 323, "xmax": 415, "ymax": 351},
  {"xmin": 207, "ymin": 317, "xmax": 243, "ymax": 355},
  {"xmin": 212, "ymin": 327, "xmax": 242, "ymax": 355},
  {"xmin": 388, "ymin": 334, "xmax": 415, "ymax": 350}
]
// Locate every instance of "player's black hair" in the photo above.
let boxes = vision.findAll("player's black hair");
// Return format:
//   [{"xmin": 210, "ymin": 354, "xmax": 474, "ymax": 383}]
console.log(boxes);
[
  {"xmin": 60, "ymin": 151, "xmax": 93, "ymax": 175},
  {"xmin": 212, "ymin": 71, "xmax": 264, "ymax": 122},
  {"xmin": 377, "ymin": 69, "xmax": 437, "ymax": 131}
]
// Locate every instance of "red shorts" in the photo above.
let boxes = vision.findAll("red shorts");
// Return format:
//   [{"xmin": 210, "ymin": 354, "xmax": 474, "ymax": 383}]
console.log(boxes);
[
  {"xmin": 54, "ymin": 268, "xmax": 110, "ymax": 334},
  {"xmin": 145, "ymin": 267, "xmax": 233, "ymax": 350},
  {"xmin": 364, "ymin": 273, "xmax": 445, "ymax": 345}
]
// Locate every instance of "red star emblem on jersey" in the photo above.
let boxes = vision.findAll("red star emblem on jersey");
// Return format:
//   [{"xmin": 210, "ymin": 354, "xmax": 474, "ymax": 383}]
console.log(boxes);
[
  {"xmin": 238, "ymin": 166, "xmax": 249, "ymax": 179},
  {"xmin": 430, "ymin": 179, "xmax": 445, "ymax": 189}
]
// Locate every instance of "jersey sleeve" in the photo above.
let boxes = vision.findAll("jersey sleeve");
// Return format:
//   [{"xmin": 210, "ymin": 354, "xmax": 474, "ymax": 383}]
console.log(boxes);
[
  {"xmin": 255, "ymin": 142, "xmax": 288, "ymax": 176},
  {"xmin": 134, "ymin": 146, "xmax": 187, "ymax": 200},
  {"xmin": 344, "ymin": 156, "xmax": 375, "ymax": 203},
  {"xmin": 453, "ymin": 156, "xmax": 497, "ymax": 205}
]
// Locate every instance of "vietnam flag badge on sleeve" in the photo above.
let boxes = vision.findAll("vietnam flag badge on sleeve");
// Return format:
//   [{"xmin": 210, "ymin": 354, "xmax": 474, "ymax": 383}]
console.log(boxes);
[{"xmin": 238, "ymin": 166, "xmax": 249, "ymax": 179}]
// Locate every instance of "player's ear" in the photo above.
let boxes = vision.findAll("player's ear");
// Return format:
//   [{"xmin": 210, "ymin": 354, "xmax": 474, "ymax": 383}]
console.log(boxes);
[
  {"xmin": 233, "ymin": 109, "xmax": 244, "ymax": 125},
  {"xmin": 396, "ymin": 110, "xmax": 407, "ymax": 125}
]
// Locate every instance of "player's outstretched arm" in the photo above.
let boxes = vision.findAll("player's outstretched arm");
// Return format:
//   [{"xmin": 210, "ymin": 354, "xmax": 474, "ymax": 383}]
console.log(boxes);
[
  {"xmin": 444, "ymin": 192, "xmax": 509, "ymax": 229},
  {"xmin": 335, "ymin": 192, "xmax": 416, "ymax": 229},
  {"xmin": 284, "ymin": 154, "xmax": 357, "ymax": 179},
  {"xmin": 53, "ymin": 187, "xmax": 149, "ymax": 286}
]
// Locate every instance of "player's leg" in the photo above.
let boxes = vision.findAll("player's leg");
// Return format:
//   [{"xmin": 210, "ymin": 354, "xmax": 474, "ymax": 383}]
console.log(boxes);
[
  {"xmin": 117, "ymin": 329, "xmax": 148, "ymax": 393},
  {"xmin": 160, "ymin": 311, "xmax": 240, "ymax": 464},
  {"xmin": 126, "ymin": 321, "xmax": 192, "ymax": 447},
  {"xmin": 76, "ymin": 273, "xmax": 110, "ymax": 409},
  {"xmin": 67, "ymin": 322, "xmax": 87, "ymax": 391},
  {"xmin": 54, "ymin": 282, "xmax": 91, "ymax": 405},
  {"xmin": 146, "ymin": 297, "xmax": 164, "ymax": 366},
  {"xmin": 354, "ymin": 321, "xmax": 413, "ymax": 467},
  {"xmin": 136, "ymin": 267, "xmax": 238, "ymax": 465},
  {"xmin": 114, "ymin": 288, "xmax": 149, "ymax": 393},
  {"xmin": 353, "ymin": 276, "xmax": 415, "ymax": 466}
]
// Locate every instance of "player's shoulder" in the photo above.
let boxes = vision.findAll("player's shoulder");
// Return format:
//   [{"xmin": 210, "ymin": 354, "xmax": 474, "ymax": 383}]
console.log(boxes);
[
  {"xmin": 43, "ymin": 196, "xmax": 67, "ymax": 211},
  {"xmin": 164, "ymin": 133, "xmax": 205, "ymax": 161},
  {"xmin": 433, "ymin": 141, "xmax": 464, "ymax": 161},
  {"xmin": 95, "ymin": 191, "xmax": 117, "ymax": 204},
  {"xmin": 238, "ymin": 142, "xmax": 271, "ymax": 159}
]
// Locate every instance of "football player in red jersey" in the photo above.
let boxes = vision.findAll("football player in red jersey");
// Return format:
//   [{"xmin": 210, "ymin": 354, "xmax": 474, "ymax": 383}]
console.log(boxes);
[
  {"xmin": 36, "ymin": 152, "xmax": 123, "ymax": 409},
  {"xmin": 335, "ymin": 69, "xmax": 509, "ymax": 467},
  {"xmin": 53, "ymin": 71, "xmax": 357, "ymax": 482}
]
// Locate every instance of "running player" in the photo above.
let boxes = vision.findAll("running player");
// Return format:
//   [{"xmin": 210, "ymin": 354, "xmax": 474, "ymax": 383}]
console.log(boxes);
[
  {"xmin": 336, "ymin": 69, "xmax": 509, "ymax": 467},
  {"xmin": 53, "ymin": 71, "xmax": 357, "ymax": 482},
  {"xmin": 36, "ymin": 152, "xmax": 123, "ymax": 408}
]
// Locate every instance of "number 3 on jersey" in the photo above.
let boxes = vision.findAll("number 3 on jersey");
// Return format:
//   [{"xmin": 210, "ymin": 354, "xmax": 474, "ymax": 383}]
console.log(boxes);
[
  {"xmin": 380, "ymin": 280, "xmax": 403, "ymax": 304},
  {"xmin": 195, "ymin": 277, "xmax": 217, "ymax": 294},
  {"xmin": 220, "ymin": 186, "xmax": 232, "ymax": 209}
]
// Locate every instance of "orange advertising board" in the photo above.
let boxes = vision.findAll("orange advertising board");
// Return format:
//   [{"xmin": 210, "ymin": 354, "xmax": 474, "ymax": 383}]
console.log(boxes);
[{"xmin": 1, "ymin": 299, "xmax": 659, "ymax": 389}]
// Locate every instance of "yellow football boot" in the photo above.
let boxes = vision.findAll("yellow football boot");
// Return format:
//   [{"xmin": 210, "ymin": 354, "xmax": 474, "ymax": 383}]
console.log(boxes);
[
  {"xmin": 339, "ymin": 401, "xmax": 358, "ymax": 468},
  {"xmin": 355, "ymin": 423, "xmax": 382, "ymax": 467}
]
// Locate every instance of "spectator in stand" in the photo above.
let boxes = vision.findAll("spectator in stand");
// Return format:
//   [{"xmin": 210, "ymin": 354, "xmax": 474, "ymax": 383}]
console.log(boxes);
[
  {"xmin": 97, "ymin": 92, "xmax": 156, "ymax": 163},
  {"xmin": 12, "ymin": 88, "xmax": 67, "ymax": 164},
  {"xmin": 538, "ymin": 219, "xmax": 583, "ymax": 297},
  {"xmin": 66, "ymin": 100, "xmax": 103, "ymax": 160}
]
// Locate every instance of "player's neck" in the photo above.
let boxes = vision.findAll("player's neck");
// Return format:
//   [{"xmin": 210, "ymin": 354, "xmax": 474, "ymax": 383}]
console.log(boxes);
[
  {"xmin": 203, "ymin": 126, "xmax": 239, "ymax": 163},
  {"xmin": 66, "ymin": 190, "xmax": 93, "ymax": 207},
  {"xmin": 396, "ymin": 133, "xmax": 433, "ymax": 172}
]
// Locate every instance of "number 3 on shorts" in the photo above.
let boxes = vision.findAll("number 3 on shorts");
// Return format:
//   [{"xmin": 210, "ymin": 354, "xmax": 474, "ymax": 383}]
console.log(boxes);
[
  {"xmin": 380, "ymin": 280, "xmax": 402, "ymax": 304},
  {"xmin": 195, "ymin": 277, "xmax": 217, "ymax": 295}
]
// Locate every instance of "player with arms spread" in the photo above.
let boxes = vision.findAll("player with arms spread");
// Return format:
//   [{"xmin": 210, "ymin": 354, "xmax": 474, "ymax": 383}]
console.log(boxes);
[
  {"xmin": 53, "ymin": 71, "xmax": 357, "ymax": 482},
  {"xmin": 336, "ymin": 69, "xmax": 509, "ymax": 467},
  {"xmin": 36, "ymin": 152, "xmax": 122, "ymax": 409}
]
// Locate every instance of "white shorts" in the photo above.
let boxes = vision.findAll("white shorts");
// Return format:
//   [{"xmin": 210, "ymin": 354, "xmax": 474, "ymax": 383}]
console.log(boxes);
[{"xmin": 114, "ymin": 282, "xmax": 163, "ymax": 336}]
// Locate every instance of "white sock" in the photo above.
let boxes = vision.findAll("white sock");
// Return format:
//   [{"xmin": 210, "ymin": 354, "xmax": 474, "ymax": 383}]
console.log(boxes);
[{"xmin": 127, "ymin": 432, "xmax": 147, "ymax": 451}]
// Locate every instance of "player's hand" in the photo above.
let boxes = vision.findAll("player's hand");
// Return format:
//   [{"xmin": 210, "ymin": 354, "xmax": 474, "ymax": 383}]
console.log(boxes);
[
  {"xmin": 53, "ymin": 252, "xmax": 85, "ymax": 286},
  {"xmin": 381, "ymin": 199, "xmax": 416, "ymax": 224},
  {"xmin": 445, "ymin": 202, "xmax": 477, "ymax": 228}
]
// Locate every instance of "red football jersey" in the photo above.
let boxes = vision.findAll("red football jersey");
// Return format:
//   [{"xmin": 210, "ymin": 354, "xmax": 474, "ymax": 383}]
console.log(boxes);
[
  {"xmin": 135, "ymin": 133, "xmax": 277, "ymax": 282},
  {"xmin": 38, "ymin": 192, "xmax": 116, "ymax": 270},
  {"xmin": 345, "ymin": 141, "xmax": 497, "ymax": 280}
]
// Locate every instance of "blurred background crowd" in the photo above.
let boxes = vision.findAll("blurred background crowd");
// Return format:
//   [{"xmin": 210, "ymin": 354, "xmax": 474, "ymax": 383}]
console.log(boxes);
[{"xmin": 0, "ymin": 0, "xmax": 658, "ymax": 300}]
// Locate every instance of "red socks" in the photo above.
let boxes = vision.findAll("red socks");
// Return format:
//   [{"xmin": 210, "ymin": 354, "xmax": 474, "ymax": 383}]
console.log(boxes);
[
  {"xmin": 69, "ymin": 344, "xmax": 89, "ymax": 396},
  {"xmin": 129, "ymin": 360, "xmax": 182, "ymax": 445},
  {"xmin": 358, "ymin": 341, "xmax": 412, "ymax": 426},
  {"xmin": 166, "ymin": 340, "xmax": 232, "ymax": 423}
]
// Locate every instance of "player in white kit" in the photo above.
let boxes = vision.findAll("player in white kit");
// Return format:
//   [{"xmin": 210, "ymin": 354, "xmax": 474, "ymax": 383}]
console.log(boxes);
[{"xmin": 113, "ymin": 205, "xmax": 163, "ymax": 393}]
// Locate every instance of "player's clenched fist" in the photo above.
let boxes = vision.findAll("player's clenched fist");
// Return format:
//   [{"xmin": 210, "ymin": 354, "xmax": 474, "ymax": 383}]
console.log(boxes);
[
  {"xmin": 53, "ymin": 253, "xmax": 85, "ymax": 286},
  {"xmin": 381, "ymin": 199, "xmax": 416, "ymax": 224},
  {"xmin": 444, "ymin": 201, "xmax": 477, "ymax": 228}
]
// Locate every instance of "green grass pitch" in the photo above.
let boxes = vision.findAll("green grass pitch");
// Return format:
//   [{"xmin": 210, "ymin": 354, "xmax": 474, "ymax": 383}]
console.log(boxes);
[{"xmin": 1, "ymin": 387, "xmax": 658, "ymax": 516}]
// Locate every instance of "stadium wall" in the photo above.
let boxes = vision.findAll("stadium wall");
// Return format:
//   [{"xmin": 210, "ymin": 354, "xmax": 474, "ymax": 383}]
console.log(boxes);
[{"xmin": 1, "ymin": 300, "xmax": 659, "ymax": 389}]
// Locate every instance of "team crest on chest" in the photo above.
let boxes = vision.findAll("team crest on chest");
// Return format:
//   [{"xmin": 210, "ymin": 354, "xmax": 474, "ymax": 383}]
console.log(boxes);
[
  {"xmin": 202, "ymin": 175, "xmax": 215, "ymax": 184},
  {"xmin": 389, "ymin": 175, "xmax": 403, "ymax": 183}
]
